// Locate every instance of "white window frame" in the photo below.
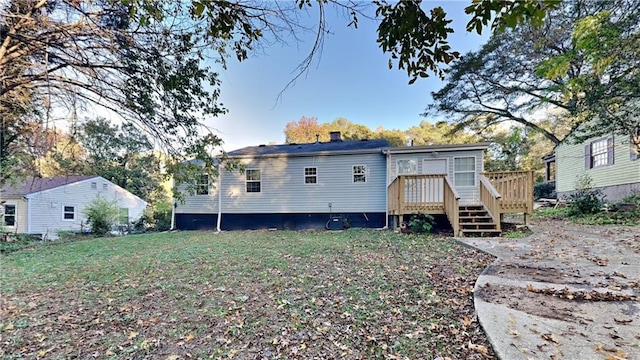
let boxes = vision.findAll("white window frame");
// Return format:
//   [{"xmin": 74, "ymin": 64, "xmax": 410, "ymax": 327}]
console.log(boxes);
[
  {"xmin": 590, "ymin": 138, "xmax": 609, "ymax": 168},
  {"xmin": 396, "ymin": 159, "xmax": 418, "ymax": 175},
  {"xmin": 246, "ymin": 169, "xmax": 261, "ymax": 193},
  {"xmin": 453, "ymin": 156, "xmax": 476, "ymax": 187},
  {"xmin": 353, "ymin": 165, "xmax": 367, "ymax": 183},
  {"xmin": 304, "ymin": 167, "xmax": 317, "ymax": 184},
  {"xmin": 3, "ymin": 203, "xmax": 16, "ymax": 228},
  {"xmin": 62, "ymin": 205, "xmax": 76, "ymax": 221},
  {"xmin": 197, "ymin": 174, "xmax": 210, "ymax": 195}
]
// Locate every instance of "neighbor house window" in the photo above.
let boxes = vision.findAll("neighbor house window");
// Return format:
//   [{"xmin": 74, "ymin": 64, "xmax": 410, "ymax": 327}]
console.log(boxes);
[
  {"xmin": 103, "ymin": 183, "xmax": 108, "ymax": 191},
  {"xmin": 119, "ymin": 208, "xmax": 129, "ymax": 224},
  {"xmin": 304, "ymin": 167, "xmax": 317, "ymax": 184},
  {"xmin": 3, "ymin": 204, "xmax": 16, "ymax": 227},
  {"xmin": 353, "ymin": 165, "xmax": 367, "ymax": 183},
  {"xmin": 397, "ymin": 159, "xmax": 417, "ymax": 175},
  {"xmin": 91, "ymin": 182, "xmax": 97, "ymax": 190},
  {"xmin": 454, "ymin": 157, "xmax": 476, "ymax": 186},
  {"xmin": 63, "ymin": 206, "xmax": 75, "ymax": 220},
  {"xmin": 246, "ymin": 169, "xmax": 261, "ymax": 192},
  {"xmin": 197, "ymin": 174, "xmax": 209, "ymax": 195},
  {"xmin": 586, "ymin": 137, "xmax": 613, "ymax": 168}
]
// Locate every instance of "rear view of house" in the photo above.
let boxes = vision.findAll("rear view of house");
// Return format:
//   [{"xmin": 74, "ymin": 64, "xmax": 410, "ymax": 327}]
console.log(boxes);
[
  {"xmin": 175, "ymin": 132, "xmax": 534, "ymax": 235},
  {"xmin": 175, "ymin": 133, "xmax": 390, "ymax": 230},
  {"xmin": 1, "ymin": 176, "xmax": 147, "ymax": 238}
]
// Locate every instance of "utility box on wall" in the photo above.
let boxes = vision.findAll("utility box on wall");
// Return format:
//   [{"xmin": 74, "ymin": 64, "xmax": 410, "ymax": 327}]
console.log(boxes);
[{"xmin": 327, "ymin": 215, "xmax": 344, "ymax": 230}]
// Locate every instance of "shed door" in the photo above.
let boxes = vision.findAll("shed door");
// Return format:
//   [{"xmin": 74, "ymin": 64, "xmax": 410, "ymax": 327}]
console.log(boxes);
[{"xmin": 421, "ymin": 159, "xmax": 447, "ymax": 202}]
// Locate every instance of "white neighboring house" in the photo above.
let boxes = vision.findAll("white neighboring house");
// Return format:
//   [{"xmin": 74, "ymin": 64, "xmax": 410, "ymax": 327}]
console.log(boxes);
[{"xmin": 1, "ymin": 176, "xmax": 147, "ymax": 238}]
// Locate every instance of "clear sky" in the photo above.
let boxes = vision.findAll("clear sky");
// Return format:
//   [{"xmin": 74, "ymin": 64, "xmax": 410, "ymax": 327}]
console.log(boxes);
[{"xmin": 209, "ymin": 1, "xmax": 489, "ymax": 151}]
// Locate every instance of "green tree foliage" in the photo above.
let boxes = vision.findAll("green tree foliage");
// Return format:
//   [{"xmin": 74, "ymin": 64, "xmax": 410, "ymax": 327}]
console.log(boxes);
[
  {"xmin": 1, "ymin": 0, "xmax": 559, "ymax": 187},
  {"xmin": 76, "ymin": 118, "xmax": 165, "ymax": 203},
  {"xmin": 406, "ymin": 120, "xmax": 480, "ymax": 146},
  {"xmin": 83, "ymin": 197, "xmax": 120, "ymax": 236},
  {"xmin": 535, "ymin": 2, "xmax": 640, "ymax": 147},
  {"xmin": 429, "ymin": 1, "xmax": 639, "ymax": 148}
]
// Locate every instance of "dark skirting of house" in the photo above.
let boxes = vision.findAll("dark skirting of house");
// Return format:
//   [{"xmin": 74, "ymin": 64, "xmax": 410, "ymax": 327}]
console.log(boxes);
[{"xmin": 175, "ymin": 213, "xmax": 386, "ymax": 231}]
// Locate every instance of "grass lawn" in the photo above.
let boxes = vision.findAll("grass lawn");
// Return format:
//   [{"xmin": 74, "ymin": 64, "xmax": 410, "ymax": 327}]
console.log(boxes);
[{"xmin": 1, "ymin": 229, "xmax": 495, "ymax": 359}]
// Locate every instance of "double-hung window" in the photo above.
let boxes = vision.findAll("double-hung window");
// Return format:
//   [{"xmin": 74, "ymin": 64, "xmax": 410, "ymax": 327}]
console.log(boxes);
[
  {"xmin": 63, "ymin": 206, "xmax": 75, "ymax": 220},
  {"xmin": 454, "ymin": 157, "xmax": 476, "ymax": 186},
  {"xmin": 3, "ymin": 204, "xmax": 16, "ymax": 227},
  {"xmin": 304, "ymin": 167, "xmax": 317, "ymax": 184},
  {"xmin": 246, "ymin": 169, "xmax": 261, "ymax": 192},
  {"xmin": 353, "ymin": 165, "xmax": 367, "ymax": 183},
  {"xmin": 586, "ymin": 137, "xmax": 614, "ymax": 168},
  {"xmin": 197, "ymin": 174, "xmax": 210, "ymax": 195},
  {"xmin": 397, "ymin": 159, "xmax": 417, "ymax": 175}
]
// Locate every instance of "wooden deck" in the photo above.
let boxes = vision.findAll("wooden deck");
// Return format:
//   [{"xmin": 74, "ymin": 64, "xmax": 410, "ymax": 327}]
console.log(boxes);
[{"xmin": 388, "ymin": 171, "xmax": 534, "ymax": 236}]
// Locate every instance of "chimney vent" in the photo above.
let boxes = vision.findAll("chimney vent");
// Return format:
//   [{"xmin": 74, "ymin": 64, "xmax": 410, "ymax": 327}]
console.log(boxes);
[
  {"xmin": 315, "ymin": 134, "xmax": 320, "ymax": 144},
  {"xmin": 329, "ymin": 131, "xmax": 342, "ymax": 142}
]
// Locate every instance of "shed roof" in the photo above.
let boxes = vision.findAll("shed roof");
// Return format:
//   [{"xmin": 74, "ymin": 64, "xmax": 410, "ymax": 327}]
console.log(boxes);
[
  {"xmin": 226, "ymin": 139, "xmax": 390, "ymax": 157},
  {"xmin": 0, "ymin": 176, "xmax": 98, "ymax": 197}
]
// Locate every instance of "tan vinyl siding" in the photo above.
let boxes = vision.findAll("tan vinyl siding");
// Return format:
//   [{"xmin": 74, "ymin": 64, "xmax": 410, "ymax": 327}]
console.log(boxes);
[
  {"xmin": 2, "ymin": 198, "xmax": 28, "ymax": 233},
  {"xmin": 557, "ymin": 135, "xmax": 640, "ymax": 193},
  {"xmin": 220, "ymin": 153, "xmax": 386, "ymax": 213},
  {"xmin": 389, "ymin": 149, "xmax": 484, "ymax": 203}
]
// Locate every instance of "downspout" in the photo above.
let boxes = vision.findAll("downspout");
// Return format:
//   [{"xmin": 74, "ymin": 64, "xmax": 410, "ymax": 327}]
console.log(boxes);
[
  {"xmin": 170, "ymin": 178, "xmax": 176, "ymax": 231},
  {"xmin": 216, "ymin": 166, "xmax": 222, "ymax": 232},
  {"xmin": 25, "ymin": 196, "xmax": 31, "ymax": 234},
  {"xmin": 384, "ymin": 149, "xmax": 390, "ymax": 229}
]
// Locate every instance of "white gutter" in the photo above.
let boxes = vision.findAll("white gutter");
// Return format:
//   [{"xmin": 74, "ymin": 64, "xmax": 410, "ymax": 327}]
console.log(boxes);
[
  {"xmin": 170, "ymin": 178, "xmax": 176, "ymax": 231},
  {"xmin": 216, "ymin": 168, "xmax": 222, "ymax": 232},
  {"xmin": 26, "ymin": 197, "xmax": 31, "ymax": 234}
]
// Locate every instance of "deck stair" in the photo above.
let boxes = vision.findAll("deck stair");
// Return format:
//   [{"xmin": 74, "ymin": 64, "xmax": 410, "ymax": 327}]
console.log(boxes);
[{"xmin": 458, "ymin": 205, "xmax": 501, "ymax": 237}]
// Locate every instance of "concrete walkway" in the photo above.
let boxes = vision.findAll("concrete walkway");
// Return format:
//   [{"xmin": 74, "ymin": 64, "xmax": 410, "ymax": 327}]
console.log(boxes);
[{"xmin": 457, "ymin": 220, "xmax": 640, "ymax": 360}]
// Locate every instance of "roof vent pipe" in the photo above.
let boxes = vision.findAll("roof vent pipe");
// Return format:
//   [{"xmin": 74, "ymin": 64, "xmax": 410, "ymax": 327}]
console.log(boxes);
[
  {"xmin": 315, "ymin": 134, "xmax": 320, "ymax": 144},
  {"xmin": 329, "ymin": 131, "xmax": 341, "ymax": 142}
]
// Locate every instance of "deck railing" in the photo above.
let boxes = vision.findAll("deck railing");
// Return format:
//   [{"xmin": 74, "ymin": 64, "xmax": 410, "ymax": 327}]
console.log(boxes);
[
  {"xmin": 389, "ymin": 171, "xmax": 533, "ymax": 230},
  {"xmin": 482, "ymin": 171, "xmax": 534, "ymax": 214},
  {"xmin": 443, "ymin": 176, "xmax": 461, "ymax": 236},
  {"xmin": 388, "ymin": 174, "xmax": 449, "ymax": 215},
  {"xmin": 479, "ymin": 176, "xmax": 502, "ymax": 232}
]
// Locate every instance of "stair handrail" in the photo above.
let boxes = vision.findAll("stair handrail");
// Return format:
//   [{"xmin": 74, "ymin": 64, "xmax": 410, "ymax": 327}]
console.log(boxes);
[
  {"xmin": 479, "ymin": 175, "xmax": 502, "ymax": 232},
  {"xmin": 479, "ymin": 175, "xmax": 501, "ymax": 199},
  {"xmin": 443, "ymin": 176, "xmax": 461, "ymax": 236}
]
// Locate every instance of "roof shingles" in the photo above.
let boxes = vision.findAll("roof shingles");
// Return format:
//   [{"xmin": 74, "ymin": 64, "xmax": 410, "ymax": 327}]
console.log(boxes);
[
  {"xmin": 0, "ymin": 176, "xmax": 97, "ymax": 197},
  {"xmin": 226, "ymin": 139, "xmax": 390, "ymax": 157}
]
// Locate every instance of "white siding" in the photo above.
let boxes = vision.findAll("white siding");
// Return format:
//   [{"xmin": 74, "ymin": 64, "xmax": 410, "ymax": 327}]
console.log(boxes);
[
  {"xmin": 389, "ymin": 149, "xmax": 485, "ymax": 203},
  {"xmin": 26, "ymin": 177, "xmax": 146, "ymax": 235},
  {"xmin": 220, "ymin": 153, "xmax": 387, "ymax": 213},
  {"xmin": 174, "ymin": 180, "xmax": 220, "ymax": 214}
]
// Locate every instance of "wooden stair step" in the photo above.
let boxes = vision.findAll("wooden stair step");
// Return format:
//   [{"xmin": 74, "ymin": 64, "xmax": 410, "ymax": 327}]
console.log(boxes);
[{"xmin": 460, "ymin": 229, "xmax": 502, "ymax": 237}]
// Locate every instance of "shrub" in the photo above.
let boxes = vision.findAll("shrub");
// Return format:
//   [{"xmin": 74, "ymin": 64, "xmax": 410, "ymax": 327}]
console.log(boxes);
[
  {"xmin": 566, "ymin": 175, "xmax": 605, "ymax": 216},
  {"xmin": 533, "ymin": 182, "xmax": 556, "ymax": 200},
  {"xmin": 408, "ymin": 213, "xmax": 435, "ymax": 233},
  {"xmin": 83, "ymin": 197, "xmax": 120, "ymax": 236},
  {"xmin": 138, "ymin": 200, "xmax": 173, "ymax": 232}
]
